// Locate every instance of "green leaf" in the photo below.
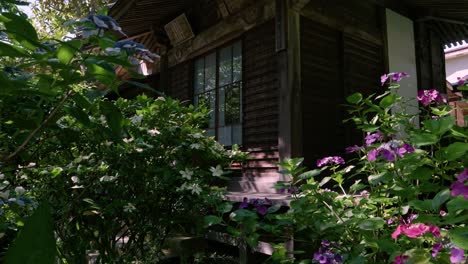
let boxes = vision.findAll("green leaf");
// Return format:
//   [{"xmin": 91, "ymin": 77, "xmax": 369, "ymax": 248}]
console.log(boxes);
[
  {"xmin": 99, "ymin": 101, "xmax": 123, "ymax": 138},
  {"xmin": 379, "ymin": 93, "xmax": 397, "ymax": 109},
  {"xmin": 346, "ymin": 93, "xmax": 363, "ymax": 104},
  {"xmin": 447, "ymin": 197, "xmax": 468, "ymax": 213},
  {"xmin": 368, "ymin": 172, "xmax": 390, "ymax": 185},
  {"xmin": 408, "ymin": 200, "xmax": 432, "ymax": 211},
  {"xmin": 439, "ymin": 142, "xmax": 468, "ymax": 161},
  {"xmin": 267, "ymin": 204, "xmax": 282, "ymax": 214},
  {"xmin": 358, "ymin": 217, "xmax": 385, "ymax": 231},
  {"xmin": 0, "ymin": 41, "xmax": 28, "ymax": 57},
  {"xmin": 57, "ymin": 40, "xmax": 82, "ymax": 64},
  {"xmin": 297, "ymin": 169, "xmax": 321, "ymax": 180},
  {"xmin": 449, "ymin": 227, "xmax": 468, "ymax": 250},
  {"xmin": 4, "ymin": 203, "xmax": 56, "ymax": 264},
  {"xmin": 410, "ymin": 133, "xmax": 438, "ymax": 146},
  {"xmin": 218, "ymin": 203, "xmax": 233, "ymax": 214},
  {"xmin": 0, "ymin": 13, "xmax": 39, "ymax": 50},
  {"xmin": 423, "ymin": 116, "xmax": 455, "ymax": 135},
  {"xmin": 204, "ymin": 215, "xmax": 222, "ymax": 227},
  {"xmin": 246, "ymin": 233, "xmax": 260, "ymax": 248},
  {"xmin": 431, "ymin": 189, "xmax": 450, "ymax": 211},
  {"xmin": 50, "ymin": 167, "xmax": 62, "ymax": 178}
]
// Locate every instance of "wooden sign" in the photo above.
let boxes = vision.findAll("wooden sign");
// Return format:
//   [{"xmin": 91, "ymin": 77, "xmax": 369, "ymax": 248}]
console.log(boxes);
[{"xmin": 164, "ymin": 14, "xmax": 194, "ymax": 46}]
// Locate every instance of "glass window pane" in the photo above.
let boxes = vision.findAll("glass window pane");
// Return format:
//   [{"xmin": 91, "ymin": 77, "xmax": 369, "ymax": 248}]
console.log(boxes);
[
  {"xmin": 233, "ymin": 41, "xmax": 242, "ymax": 82},
  {"xmin": 208, "ymin": 91, "xmax": 216, "ymax": 128},
  {"xmin": 194, "ymin": 58, "xmax": 204, "ymax": 94},
  {"xmin": 225, "ymin": 83, "xmax": 241, "ymax": 125},
  {"xmin": 205, "ymin": 53, "xmax": 216, "ymax": 92},
  {"xmin": 219, "ymin": 87, "xmax": 225, "ymax": 126},
  {"xmin": 219, "ymin": 46, "xmax": 232, "ymax": 86}
]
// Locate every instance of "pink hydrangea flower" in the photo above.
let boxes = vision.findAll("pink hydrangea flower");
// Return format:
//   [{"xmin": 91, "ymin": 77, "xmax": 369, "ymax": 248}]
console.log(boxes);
[
  {"xmin": 393, "ymin": 255, "xmax": 409, "ymax": 264},
  {"xmin": 417, "ymin": 89, "xmax": 447, "ymax": 106},
  {"xmin": 391, "ymin": 223, "xmax": 440, "ymax": 239}
]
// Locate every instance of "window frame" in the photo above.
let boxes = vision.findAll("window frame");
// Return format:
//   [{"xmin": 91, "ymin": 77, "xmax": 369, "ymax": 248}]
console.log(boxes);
[{"xmin": 193, "ymin": 40, "xmax": 243, "ymax": 146}]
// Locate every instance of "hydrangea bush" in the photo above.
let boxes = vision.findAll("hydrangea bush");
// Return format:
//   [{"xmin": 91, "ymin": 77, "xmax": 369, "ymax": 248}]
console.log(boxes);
[
  {"xmin": 214, "ymin": 73, "xmax": 467, "ymax": 263},
  {"xmin": 0, "ymin": 11, "xmax": 245, "ymax": 262}
]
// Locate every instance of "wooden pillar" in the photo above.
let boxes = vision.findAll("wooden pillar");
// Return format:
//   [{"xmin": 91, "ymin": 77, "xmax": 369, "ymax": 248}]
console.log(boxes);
[
  {"xmin": 159, "ymin": 52, "xmax": 169, "ymax": 94},
  {"xmin": 277, "ymin": 0, "xmax": 302, "ymax": 162}
]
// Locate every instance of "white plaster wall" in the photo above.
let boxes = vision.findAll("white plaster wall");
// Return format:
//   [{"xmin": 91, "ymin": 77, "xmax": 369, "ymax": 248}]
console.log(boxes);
[
  {"xmin": 386, "ymin": 9, "xmax": 419, "ymax": 116},
  {"xmin": 446, "ymin": 55, "xmax": 468, "ymax": 83}
]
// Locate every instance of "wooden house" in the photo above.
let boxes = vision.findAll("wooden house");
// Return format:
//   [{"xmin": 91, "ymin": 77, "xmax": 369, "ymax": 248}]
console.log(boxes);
[{"xmin": 109, "ymin": 0, "xmax": 468, "ymax": 195}]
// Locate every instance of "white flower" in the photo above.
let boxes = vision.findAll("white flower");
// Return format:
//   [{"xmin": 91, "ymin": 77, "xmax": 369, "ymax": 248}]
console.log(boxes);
[
  {"xmin": 71, "ymin": 185, "xmax": 84, "ymax": 189},
  {"xmin": 20, "ymin": 174, "xmax": 28, "ymax": 180},
  {"xmin": 71, "ymin": 176, "xmax": 80, "ymax": 183},
  {"xmin": 0, "ymin": 191, "xmax": 9, "ymax": 199},
  {"xmin": 123, "ymin": 203, "xmax": 136, "ymax": 213},
  {"xmin": 104, "ymin": 141, "xmax": 113, "ymax": 146},
  {"xmin": 0, "ymin": 173, "xmax": 5, "ymax": 180},
  {"xmin": 135, "ymin": 148, "xmax": 143, "ymax": 153},
  {"xmin": 130, "ymin": 115, "xmax": 143, "ymax": 125},
  {"xmin": 176, "ymin": 182, "xmax": 202, "ymax": 195},
  {"xmin": 188, "ymin": 183, "xmax": 202, "ymax": 195},
  {"xmin": 123, "ymin": 138, "xmax": 134, "ymax": 143},
  {"xmin": 190, "ymin": 133, "xmax": 202, "ymax": 139},
  {"xmin": 100, "ymin": 175, "xmax": 117, "ymax": 182},
  {"xmin": 179, "ymin": 168, "xmax": 193, "ymax": 180},
  {"xmin": 210, "ymin": 165, "xmax": 224, "ymax": 177},
  {"xmin": 148, "ymin": 129, "xmax": 160, "ymax": 136},
  {"xmin": 190, "ymin": 143, "xmax": 201, "ymax": 149},
  {"xmin": 156, "ymin": 97, "xmax": 165, "ymax": 102},
  {"xmin": 14, "ymin": 186, "xmax": 26, "ymax": 195},
  {"xmin": 99, "ymin": 115, "xmax": 106, "ymax": 124}
]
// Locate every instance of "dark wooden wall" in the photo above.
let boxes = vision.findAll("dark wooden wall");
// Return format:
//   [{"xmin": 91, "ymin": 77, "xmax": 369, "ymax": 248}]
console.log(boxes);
[
  {"xmin": 242, "ymin": 20, "xmax": 279, "ymax": 178},
  {"xmin": 300, "ymin": 1, "xmax": 385, "ymax": 166},
  {"xmin": 415, "ymin": 21, "xmax": 447, "ymax": 94},
  {"xmin": 166, "ymin": 61, "xmax": 192, "ymax": 102}
]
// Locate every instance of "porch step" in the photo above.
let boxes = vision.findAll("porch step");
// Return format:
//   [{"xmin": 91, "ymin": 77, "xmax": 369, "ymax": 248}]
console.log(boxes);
[
  {"xmin": 225, "ymin": 191, "xmax": 291, "ymax": 206},
  {"xmin": 227, "ymin": 175, "xmax": 285, "ymax": 193}
]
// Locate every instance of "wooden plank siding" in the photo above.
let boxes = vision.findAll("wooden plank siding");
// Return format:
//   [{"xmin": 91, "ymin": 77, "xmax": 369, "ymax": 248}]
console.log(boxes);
[
  {"xmin": 300, "ymin": 2, "xmax": 385, "ymax": 167},
  {"xmin": 242, "ymin": 20, "xmax": 280, "ymax": 177},
  {"xmin": 166, "ymin": 61, "xmax": 193, "ymax": 103}
]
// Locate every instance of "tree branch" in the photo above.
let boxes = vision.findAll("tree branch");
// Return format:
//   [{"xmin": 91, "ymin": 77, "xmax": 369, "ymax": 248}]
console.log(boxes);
[{"xmin": 5, "ymin": 90, "xmax": 74, "ymax": 161}]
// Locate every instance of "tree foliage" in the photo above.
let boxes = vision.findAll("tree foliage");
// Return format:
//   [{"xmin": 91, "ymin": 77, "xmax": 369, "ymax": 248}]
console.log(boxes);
[{"xmin": 31, "ymin": 0, "xmax": 112, "ymax": 37}]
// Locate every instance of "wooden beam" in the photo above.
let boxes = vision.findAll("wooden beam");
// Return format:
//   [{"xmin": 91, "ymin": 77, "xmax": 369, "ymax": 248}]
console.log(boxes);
[
  {"xmin": 166, "ymin": 0, "xmax": 275, "ymax": 67},
  {"xmin": 300, "ymin": 8, "xmax": 383, "ymax": 45},
  {"xmin": 110, "ymin": 0, "xmax": 137, "ymax": 21},
  {"xmin": 290, "ymin": 0, "xmax": 311, "ymax": 12},
  {"xmin": 277, "ymin": 0, "xmax": 302, "ymax": 162}
]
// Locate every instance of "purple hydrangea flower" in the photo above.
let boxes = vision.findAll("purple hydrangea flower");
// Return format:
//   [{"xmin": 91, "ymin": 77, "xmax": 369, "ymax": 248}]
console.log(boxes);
[
  {"xmin": 417, "ymin": 89, "xmax": 447, "ymax": 106},
  {"xmin": 365, "ymin": 132, "xmax": 383, "ymax": 146},
  {"xmin": 345, "ymin": 145, "xmax": 361, "ymax": 153},
  {"xmin": 381, "ymin": 149, "xmax": 395, "ymax": 162},
  {"xmin": 257, "ymin": 205, "xmax": 268, "ymax": 216},
  {"xmin": 367, "ymin": 149, "xmax": 380, "ymax": 162},
  {"xmin": 381, "ymin": 72, "xmax": 409, "ymax": 86},
  {"xmin": 458, "ymin": 169, "xmax": 468, "ymax": 182},
  {"xmin": 239, "ymin": 197, "xmax": 249, "ymax": 209},
  {"xmin": 450, "ymin": 248, "xmax": 466, "ymax": 263},
  {"xmin": 432, "ymin": 242, "xmax": 443, "ymax": 258},
  {"xmin": 450, "ymin": 169, "xmax": 468, "ymax": 199},
  {"xmin": 316, "ymin": 156, "xmax": 345, "ymax": 168},
  {"xmin": 457, "ymin": 77, "xmax": 466, "ymax": 86}
]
